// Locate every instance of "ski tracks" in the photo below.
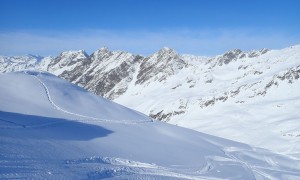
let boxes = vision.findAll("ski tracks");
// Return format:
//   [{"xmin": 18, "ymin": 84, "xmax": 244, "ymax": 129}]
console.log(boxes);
[
  {"xmin": 65, "ymin": 156, "xmax": 218, "ymax": 180},
  {"xmin": 29, "ymin": 72, "xmax": 152, "ymax": 125}
]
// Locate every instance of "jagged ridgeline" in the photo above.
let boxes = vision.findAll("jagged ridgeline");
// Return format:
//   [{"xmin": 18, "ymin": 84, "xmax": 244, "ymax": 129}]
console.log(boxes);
[{"xmin": 1, "ymin": 46, "xmax": 299, "ymax": 121}]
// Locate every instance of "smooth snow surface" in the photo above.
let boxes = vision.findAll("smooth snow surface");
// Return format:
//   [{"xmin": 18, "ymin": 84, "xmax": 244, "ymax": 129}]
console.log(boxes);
[{"xmin": 1, "ymin": 71, "xmax": 300, "ymax": 179}]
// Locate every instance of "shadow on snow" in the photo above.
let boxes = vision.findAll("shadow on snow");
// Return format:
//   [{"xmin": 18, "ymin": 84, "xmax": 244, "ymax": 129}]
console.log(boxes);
[{"xmin": 0, "ymin": 111, "xmax": 113, "ymax": 141}]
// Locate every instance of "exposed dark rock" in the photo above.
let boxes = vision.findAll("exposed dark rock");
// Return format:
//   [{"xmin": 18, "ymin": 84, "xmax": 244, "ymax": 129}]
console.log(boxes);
[
  {"xmin": 173, "ymin": 110, "xmax": 185, "ymax": 115},
  {"xmin": 94, "ymin": 61, "xmax": 134, "ymax": 97},
  {"xmin": 172, "ymin": 84, "xmax": 182, "ymax": 89},
  {"xmin": 136, "ymin": 48, "xmax": 186, "ymax": 84},
  {"xmin": 205, "ymin": 79, "xmax": 213, "ymax": 83},
  {"xmin": 218, "ymin": 49, "xmax": 243, "ymax": 66},
  {"xmin": 230, "ymin": 87, "xmax": 241, "ymax": 97},
  {"xmin": 254, "ymin": 71, "xmax": 263, "ymax": 75},
  {"xmin": 204, "ymin": 98, "xmax": 215, "ymax": 107},
  {"xmin": 150, "ymin": 110, "xmax": 172, "ymax": 122},
  {"xmin": 216, "ymin": 96, "xmax": 228, "ymax": 102}
]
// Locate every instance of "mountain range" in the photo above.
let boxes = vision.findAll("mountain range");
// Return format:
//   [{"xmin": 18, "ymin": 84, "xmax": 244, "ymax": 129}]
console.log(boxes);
[{"xmin": 1, "ymin": 45, "xmax": 299, "ymax": 159}]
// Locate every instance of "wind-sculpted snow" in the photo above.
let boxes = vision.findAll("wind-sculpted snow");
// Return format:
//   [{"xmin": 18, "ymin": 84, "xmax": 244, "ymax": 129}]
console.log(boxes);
[{"xmin": 1, "ymin": 71, "xmax": 300, "ymax": 179}]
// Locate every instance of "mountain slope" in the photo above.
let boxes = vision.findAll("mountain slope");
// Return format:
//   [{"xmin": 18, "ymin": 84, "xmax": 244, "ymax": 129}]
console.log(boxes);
[
  {"xmin": 1, "ymin": 71, "xmax": 300, "ymax": 179},
  {"xmin": 115, "ymin": 45, "xmax": 300, "ymax": 157},
  {"xmin": 1, "ymin": 45, "xmax": 299, "ymax": 158}
]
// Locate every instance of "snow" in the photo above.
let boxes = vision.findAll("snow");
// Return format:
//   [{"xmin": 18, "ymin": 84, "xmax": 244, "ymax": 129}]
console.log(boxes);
[
  {"xmin": 47, "ymin": 50, "xmax": 89, "ymax": 76},
  {"xmin": 114, "ymin": 45, "xmax": 300, "ymax": 158},
  {"xmin": 1, "ymin": 71, "xmax": 300, "ymax": 179},
  {"xmin": 0, "ymin": 55, "xmax": 40, "ymax": 73},
  {"xmin": 89, "ymin": 50, "xmax": 135, "ymax": 74}
]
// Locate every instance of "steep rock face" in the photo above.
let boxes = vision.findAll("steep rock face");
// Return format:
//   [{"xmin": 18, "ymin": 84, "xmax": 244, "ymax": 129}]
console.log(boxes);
[
  {"xmin": 81, "ymin": 50, "xmax": 142, "ymax": 99},
  {"xmin": 208, "ymin": 48, "xmax": 269, "ymax": 67},
  {"xmin": 218, "ymin": 49, "xmax": 243, "ymax": 65},
  {"xmin": 136, "ymin": 47, "xmax": 186, "ymax": 84},
  {"xmin": 45, "ymin": 48, "xmax": 143, "ymax": 99},
  {"xmin": 47, "ymin": 50, "xmax": 89, "ymax": 75},
  {"xmin": 248, "ymin": 48, "xmax": 269, "ymax": 58},
  {"xmin": 70, "ymin": 47, "xmax": 114, "ymax": 87}
]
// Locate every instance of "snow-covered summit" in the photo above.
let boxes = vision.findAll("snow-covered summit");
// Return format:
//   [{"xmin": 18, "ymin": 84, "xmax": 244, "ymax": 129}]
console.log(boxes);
[
  {"xmin": 157, "ymin": 47, "xmax": 178, "ymax": 57},
  {"xmin": 91, "ymin": 47, "xmax": 112, "ymax": 60},
  {"xmin": 59, "ymin": 49, "xmax": 88, "ymax": 58},
  {"xmin": 27, "ymin": 54, "xmax": 44, "ymax": 61}
]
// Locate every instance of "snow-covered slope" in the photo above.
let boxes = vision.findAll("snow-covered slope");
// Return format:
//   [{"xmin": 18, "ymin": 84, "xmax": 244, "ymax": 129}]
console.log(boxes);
[
  {"xmin": 1, "ymin": 71, "xmax": 300, "ymax": 179},
  {"xmin": 1, "ymin": 45, "xmax": 299, "ymax": 159},
  {"xmin": 114, "ymin": 45, "xmax": 300, "ymax": 158}
]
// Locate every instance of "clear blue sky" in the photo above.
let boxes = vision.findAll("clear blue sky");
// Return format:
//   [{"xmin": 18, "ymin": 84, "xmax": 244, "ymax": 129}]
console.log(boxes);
[{"xmin": 1, "ymin": 0, "xmax": 300, "ymax": 56}]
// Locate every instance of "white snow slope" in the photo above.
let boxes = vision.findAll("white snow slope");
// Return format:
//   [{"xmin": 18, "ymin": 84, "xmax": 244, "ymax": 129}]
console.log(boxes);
[
  {"xmin": 115, "ymin": 45, "xmax": 300, "ymax": 158},
  {"xmin": 0, "ymin": 71, "xmax": 300, "ymax": 179}
]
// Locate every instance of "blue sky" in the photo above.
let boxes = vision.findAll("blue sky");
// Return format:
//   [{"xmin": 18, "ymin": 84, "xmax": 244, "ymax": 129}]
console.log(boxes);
[{"xmin": 0, "ymin": 0, "xmax": 300, "ymax": 56}]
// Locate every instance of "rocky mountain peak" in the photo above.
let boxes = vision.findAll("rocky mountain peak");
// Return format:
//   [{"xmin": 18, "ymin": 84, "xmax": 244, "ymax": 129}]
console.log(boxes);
[
  {"xmin": 259, "ymin": 48, "xmax": 269, "ymax": 54},
  {"xmin": 135, "ymin": 47, "xmax": 185, "ymax": 85},
  {"xmin": 47, "ymin": 50, "xmax": 89, "ymax": 74},
  {"xmin": 214, "ymin": 49, "xmax": 244, "ymax": 66},
  {"xmin": 59, "ymin": 50, "xmax": 89, "ymax": 60},
  {"xmin": 99, "ymin": 46, "xmax": 109, "ymax": 51},
  {"xmin": 97, "ymin": 47, "xmax": 111, "ymax": 55},
  {"xmin": 157, "ymin": 47, "xmax": 178, "ymax": 58},
  {"xmin": 223, "ymin": 49, "xmax": 243, "ymax": 58},
  {"xmin": 91, "ymin": 47, "xmax": 113, "ymax": 60},
  {"xmin": 247, "ymin": 48, "xmax": 269, "ymax": 58},
  {"xmin": 27, "ymin": 54, "xmax": 44, "ymax": 62}
]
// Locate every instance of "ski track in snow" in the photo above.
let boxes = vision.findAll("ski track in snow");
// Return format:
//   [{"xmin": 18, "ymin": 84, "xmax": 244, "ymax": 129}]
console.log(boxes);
[
  {"xmin": 222, "ymin": 149, "xmax": 271, "ymax": 179},
  {"xmin": 65, "ymin": 156, "xmax": 222, "ymax": 180},
  {"xmin": 28, "ymin": 72, "xmax": 153, "ymax": 125}
]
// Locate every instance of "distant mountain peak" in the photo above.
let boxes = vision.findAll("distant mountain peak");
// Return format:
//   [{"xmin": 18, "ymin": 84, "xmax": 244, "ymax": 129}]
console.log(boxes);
[
  {"xmin": 161, "ymin": 46, "xmax": 173, "ymax": 51},
  {"xmin": 224, "ymin": 49, "xmax": 243, "ymax": 55},
  {"xmin": 64, "ymin": 50, "xmax": 89, "ymax": 59},
  {"xmin": 259, "ymin": 48, "xmax": 269, "ymax": 54},
  {"xmin": 154, "ymin": 47, "xmax": 178, "ymax": 60},
  {"xmin": 99, "ymin": 47, "xmax": 110, "ymax": 52},
  {"xmin": 27, "ymin": 54, "xmax": 44, "ymax": 61},
  {"xmin": 91, "ymin": 47, "xmax": 113, "ymax": 60},
  {"xmin": 158, "ymin": 47, "xmax": 176, "ymax": 53}
]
